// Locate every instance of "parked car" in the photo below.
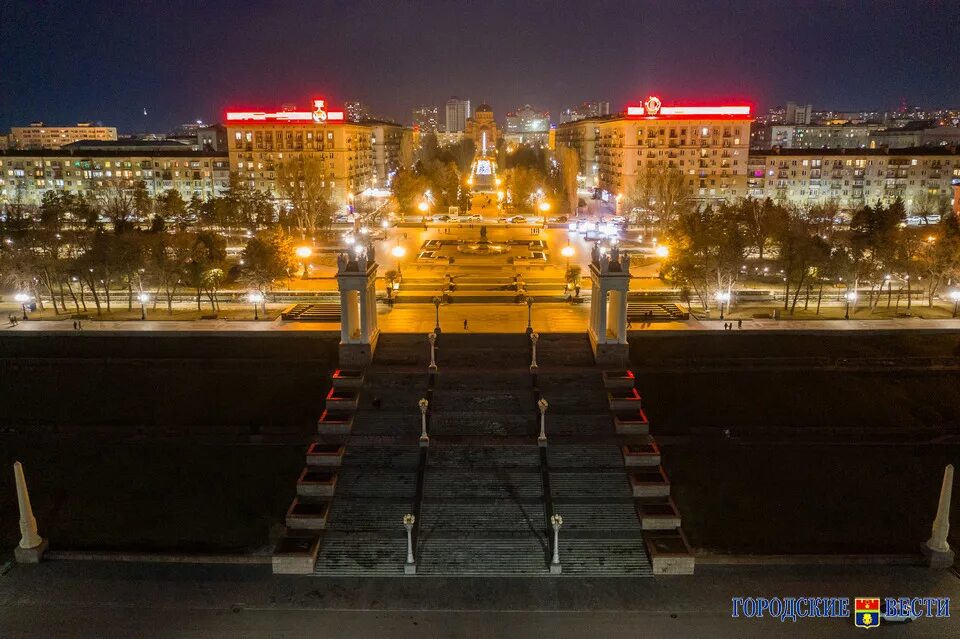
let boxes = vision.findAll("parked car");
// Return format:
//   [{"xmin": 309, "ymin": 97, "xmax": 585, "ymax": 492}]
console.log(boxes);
[
  {"xmin": 433, "ymin": 214, "xmax": 451, "ymax": 222},
  {"xmin": 508, "ymin": 216, "xmax": 527, "ymax": 223}
]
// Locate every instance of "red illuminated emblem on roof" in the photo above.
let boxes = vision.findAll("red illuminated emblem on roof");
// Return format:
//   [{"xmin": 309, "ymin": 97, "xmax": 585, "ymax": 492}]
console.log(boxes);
[
  {"xmin": 226, "ymin": 99, "xmax": 345, "ymax": 124},
  {"xmin": 625, "ymin": 96, "xmax": 751, "ymax": 120}
]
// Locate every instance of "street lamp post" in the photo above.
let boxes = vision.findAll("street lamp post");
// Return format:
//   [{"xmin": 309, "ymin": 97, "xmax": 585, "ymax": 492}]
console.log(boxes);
[
  {"xmin": 550, "ymin": 514, "xmax": 563, "ymax": 573},
  {"xmin": 950, "ymin": 290, "xmax": 960, "ymax": 318},
  {"xmin": 248, "ymin": 291, "xmax": 264, "ymax": 320},
  {"xmin": 530, "ymin": 331, "xmax": 539, "ymax": 371},
  {"xmin": 432, "ymin": 296, "xmax": 441, "ymax": 334},
  {"xmin": 526, "ymin": 297, "xmax": 535, "ymax": 334},
  {"xmin": 391, "ymin": 244, "xmax": 406, "ymax": 276},
  {"xmin": 537, "ymin": 397, "xmax": 548, "ymax": 446},
  {"xmin": 295, "ymin": 246, "xmax": 312, "ymax": 279},
  {"xmin": 561, "ymin": 245, "xmax": 575, "ymax": 269},
  {"xmin": 138, "ymin": 293, "xmax": 149, "ymax": 321},
  {"xmin": 403, "ymin": 513, "xmax": 416, "ymax": 573},
  {"xmin": 845, "ymin": 290, "xmax": 858, "ymax": 320},
  {"xmin": 428, "ymin": 332, "xmax": 437, "ymax": 371},
  {"xmin": 15, "ymin": 293, "xmax": 29, "ymax": 320},
  {"xmin": 715, "ymin": 291, "xmax": 730, "ymax": 321},
  {"xmin": 418, "ymin": 398, "xmax": 429, "ymax": 446}
]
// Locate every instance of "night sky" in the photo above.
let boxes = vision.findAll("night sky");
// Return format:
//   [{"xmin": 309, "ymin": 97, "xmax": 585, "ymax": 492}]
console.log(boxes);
[{"xmin": 2, "ymin": 0, "xmax": 959, "ymax": 133}]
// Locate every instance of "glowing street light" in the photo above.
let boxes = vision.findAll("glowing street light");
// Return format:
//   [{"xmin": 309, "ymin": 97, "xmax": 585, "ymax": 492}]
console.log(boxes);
[
  {"xmin": 561, "ymin": 245, "xmax": 575, "ymax": 268},
  {"xmin": 391, "ymin": 244, "xmax": 406, "ymax": 275},
  {"xmin": 138, "ymin": 292, "xmax": 149, "ymax": 321},
  {"xmin": 248, "ymin": 291, "xmax": 264, "ymax": 320},
  {"xmin": 14, "ymin": 292, "xmax": 29, "ymax": 319},
  {"xmin": 295, "ymin": 246, "xmax": 312, "ymax": 259},
  {"xmin": 845, "ymin": 290, "xmax": 858, "ymax": 320},
  {"xmin": 715, "ymin": 291, "xmax": 731, "ymax": 320},
  {"xmin": 950, "ymin": 290, "xmax": 960, "ymax": 318},
  {"xmin": 655, "ymin": 245, "xmax": 670, "ymax": 258}
]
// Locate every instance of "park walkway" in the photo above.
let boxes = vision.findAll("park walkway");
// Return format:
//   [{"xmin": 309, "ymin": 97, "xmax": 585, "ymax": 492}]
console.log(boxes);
[{"xmin": 3, "ymin": 303, "xmax": 960, "ymax": 335}]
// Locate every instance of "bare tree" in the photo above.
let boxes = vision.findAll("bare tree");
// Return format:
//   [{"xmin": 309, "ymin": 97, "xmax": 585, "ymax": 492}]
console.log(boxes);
[{"xmin": 276, "ymin": 157, "xmax": 335, "ymax": 234}]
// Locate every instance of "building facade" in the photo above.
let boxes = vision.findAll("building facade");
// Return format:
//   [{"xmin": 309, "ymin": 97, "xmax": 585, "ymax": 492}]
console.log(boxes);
[
  {"xmin": 10, "ymin": 122, "xmax": 118, "ymax": 149},
  {"xmin": 504, "ymin": 105, "xmax": 551, "ymax": 146},
  {"xmin": 225, "ymin": 98, "xmax": 411, "ymax": 203},
  {"xmin": 0, "ymin": 148, "xmax": 230, "ymax": 205},
  {"xmin": 445, "ymin": 97, "xmax": 471, "ymax": 133},
  {"xmin": 464, "ymin": 103, "xmax": 499, "ymax": 154},
  {"xmin": 747, "ymin": 147, "xmax": 960, "ymax": 213},
  {"xmin": 345, "ymin": 101, "xmax": 368, "ymax": 123},
  {"xmin": 412, "ymin": 105, "xmax": 440, "ymax": 135},
  {"xmin": 559, "ymin": 101, "xmax": 610, "ymax": 124},
  {"xmin": 555, "ymin": 96, "xmax": 752, "ymax": 203}
]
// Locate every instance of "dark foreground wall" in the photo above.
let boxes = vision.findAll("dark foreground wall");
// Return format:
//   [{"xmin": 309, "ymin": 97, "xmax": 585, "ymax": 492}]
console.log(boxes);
[{"xmin": 0, "ymin": 333, "xmax": 340, "ymax": 437}]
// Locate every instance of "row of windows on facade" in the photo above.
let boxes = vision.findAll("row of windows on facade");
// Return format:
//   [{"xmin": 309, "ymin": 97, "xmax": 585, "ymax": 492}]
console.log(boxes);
[
  {"xmin": 6, "ymin": 168, "xmax": 222, "ymax": 180},
  {"xmin": 4, "ymin": 159, "xmax": 228, "ymax": 170},
  {"xmin": 762, "ymin": 168, "xmax": 959, "ymax": 179},
  {"xmin": 763, "ymin": 158, "xmax": 955, "ymax": 168}
]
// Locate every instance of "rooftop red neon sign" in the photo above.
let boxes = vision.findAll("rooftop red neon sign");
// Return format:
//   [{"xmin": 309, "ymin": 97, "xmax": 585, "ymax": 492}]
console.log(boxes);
[
  {"xmin": 225, "ymin": 99, "xmax": 345, "ymax": 124},
  {"xmin": 625, "ymin": 96, "xmax": 751, "ymax": 120}
]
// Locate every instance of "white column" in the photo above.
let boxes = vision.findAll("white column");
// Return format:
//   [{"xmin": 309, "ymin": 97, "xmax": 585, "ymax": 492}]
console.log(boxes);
[
  {"xmin": 616, "ymin": 290, "xmax": 628, "ymax": 343},
  {"xmin": 359, "ymin": 285, "xmax": 371, "ymax": 342},
  {"xmin": 537, "ymin": 398, "xmax": 548, "ymax": 446},
  {"xmin": 418, "ymin": 398, "xmax": 429, "ymax": 446},
  {"xmin": 550, "ymin": 514, "xmax": 563, "ymax": 573},
  {"xmin": 926, "ymin": 464, "xmax": 954, "ymax": 553},
  {"xmin": 348, "ymin": 290, "xmax": 361, "ymax": 341},
  {"xmin": 15, "ymin": 462, "xmax": 42, "ymax": 550},
  {"xmin": 597, "ymin": 288, "xmax": 608, "ymax": 343},
  {"xmin": 428, "ymin": 332, "xmax": 437, "ymax": 370},
  {"xmin": 339, "ymin": 291, "xmax": 351, "ymax": 342},
  {"xmin": 530, "ymin": 332, "xmax": 539, "ymax": 371}
]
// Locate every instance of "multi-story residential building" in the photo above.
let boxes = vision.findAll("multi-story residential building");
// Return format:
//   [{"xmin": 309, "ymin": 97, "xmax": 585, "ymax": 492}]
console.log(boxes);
[
  {"xmin": 784, "ymin": 101, "xmax": 813, "ymax": 125},
  {"xmin": 555, "ymin": 96, "xmax": 752, "ymax": 202},
  {"xmin": 345, "ymin": 101, "xmax": 368, "ymax": 123},
  {"xmin": 0, "ymin": 146, "xmax": 230, "ymax": 205},
  {"xmin": 369, "ymin": 121, "xmax": 414, "ymax": 188},
  {"xmin": 559, "ymin": 101, "xmax": 610, "ymax": 124},
  {"xmin": 225, "ymin": 97, "xmax": 411, "ymax": 203},
  {"xmin": 752, "ymin": 123, "xmax": 960, "ymax": 150},
  {"xmin": 411, "ymin": 105, "xmax": 439, "ymax": 135},
  {"xmin": 445, "ymin": 97, "xmax": 471, "ymax": 133},
  {"xmin": 10, "ymin": 122, "xmax": 118, "ymax": 149},
  {"xmin": 504, "ymin": 105, "xmax": 551, "ymax": 146},
  {"xmin": 746, "ymin": 147, "xmax": 960, "ymax": 213}
]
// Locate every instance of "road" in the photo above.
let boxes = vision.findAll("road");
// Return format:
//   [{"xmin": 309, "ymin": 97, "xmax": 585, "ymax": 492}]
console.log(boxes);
[{"xmin": 0, "ymin": 560, "xmax": 955, "ymax": 638}]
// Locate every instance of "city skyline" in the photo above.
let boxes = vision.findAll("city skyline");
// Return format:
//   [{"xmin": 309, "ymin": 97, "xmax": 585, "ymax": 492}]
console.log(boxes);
[{"xmin": 3, "ymin": 1, "xmax": 960, "ymax": 132}]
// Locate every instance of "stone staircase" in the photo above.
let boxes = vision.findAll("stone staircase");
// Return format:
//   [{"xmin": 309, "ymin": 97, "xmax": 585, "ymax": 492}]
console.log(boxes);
[{"xmin": 274, "ymin": 332, "xmax": 687, "ymax": 576}]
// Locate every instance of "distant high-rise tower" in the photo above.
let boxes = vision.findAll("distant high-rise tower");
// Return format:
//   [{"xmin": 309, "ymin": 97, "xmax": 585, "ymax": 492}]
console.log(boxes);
[
  {"xmin": 558, "ymin": 101, "xmax": 610, "ymax": 123},
  {"xmin": 445, "ymin": 97, "xmax": 471, "ymax": 133},
  {"xmin": 412, "ymin": 105, "xmax": 439, "ymax": 134},
  {"xmin": 784, "ymin": 102, "xmax": 813, "ymax": 125},
  {"xmin": 345, "ymin": 100, "xmax": 368, "ymax": 123}
]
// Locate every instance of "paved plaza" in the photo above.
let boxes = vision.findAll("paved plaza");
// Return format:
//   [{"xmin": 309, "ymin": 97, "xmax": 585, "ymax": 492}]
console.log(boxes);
[{"xmin": 0, "ymin": 560, "xmax": 956, "ymax": 638}]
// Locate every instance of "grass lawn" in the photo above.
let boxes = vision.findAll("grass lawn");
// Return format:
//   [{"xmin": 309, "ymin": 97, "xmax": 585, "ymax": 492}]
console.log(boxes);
[
  {"xmin": 0, "ymin": 438, "xmax": 304, "ymax": 553},
  {"xmin": 663, "ymin": 442, "xmax": 960, "ymax": 554}
]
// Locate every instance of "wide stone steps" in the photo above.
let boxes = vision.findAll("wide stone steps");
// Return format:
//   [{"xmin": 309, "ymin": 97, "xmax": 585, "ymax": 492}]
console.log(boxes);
[
  {"xmin": 423, "ymin": 470, "xmax": 543, "ymax": 500},
  {"xmin": 341, "ymin": 445, "xmax": 421, "ymax": 469},
  {"xmin": 431, "ymin": 390, "xmax": 531, "ymax": 414},
  {"xmin": 416, "ymin": 536, "xmax": 549, "ymax": 575},
  {"xmin": 550, "ymin": 501, "xmax": 642, "ymax": 531},
  {"xmin": 558, "ymin": 539, "xmax": 653, "ymax": 576},
  {"xmin": 430, "ymin": 413, "xmax": 534, "ymax": 437},
  {"xmin": 548, "ymin": 444, "xmax": 624, "ymax": 468},
  {"xmin": 548, "ymin": 414, "xmax": 615, "ymax": 437},
  {"xmin": 348, "ymin": 416, "xmax": 419, "ymax": 437},
  {"xmin": 312, "ymin": 531, "xmax": 407, "ymax": 576},
  {"xmin": 335, "ymin": 469, "xmax": 417, "ymax": 499},
  {"xmin": 533, "ymin": 334, "xmax": 596, "ymax": 367},
  {"xmin": 420, "ymin": 502, "xmax": 546, "ymax": 532},
  {"xmin": 434, "ymin": 371, "xmax": 532, "ymax": 392},
  {"xmin": 550, "ymin": 471, "xmax": 633, "ymax": 498},
  {"xmin": 324, "ymin": 499, "xmax": 413, "ymax": 531},
  {"xmin": 428, "ymin": 445, "xmax": 540, "ymax": 468}
]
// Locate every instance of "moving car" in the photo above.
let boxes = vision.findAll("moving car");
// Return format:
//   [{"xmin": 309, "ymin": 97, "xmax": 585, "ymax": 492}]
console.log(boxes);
[{"xmin": 508, "ymin": 216, "xmax": 527, "ymax": 223}]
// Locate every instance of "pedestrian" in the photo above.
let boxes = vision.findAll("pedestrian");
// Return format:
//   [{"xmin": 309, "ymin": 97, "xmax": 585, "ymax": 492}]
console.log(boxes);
[
  {"xmin": 73, "ymin": 321, "xmax": 78, "ymax": 331},
  {"xmin": 463, "ymin": 319, "xmax": 468, "ymax": 331},
  {"xmin": 78, "ymin": 320, "xmax": 82, "ymax": 331},
  {"xmin": 372, "ymin": 397, "xmax": 381, "ymax": 410},
  {"xmin": 627, "ymin": 319, "xmax": 633, "ymax": 330},
  {"xmin": 737, "ymin": 319, "xmax": 742, "ymax": 330}
]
